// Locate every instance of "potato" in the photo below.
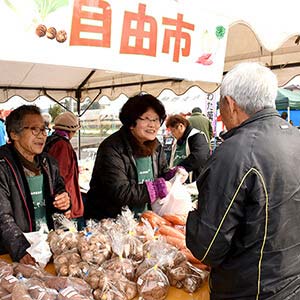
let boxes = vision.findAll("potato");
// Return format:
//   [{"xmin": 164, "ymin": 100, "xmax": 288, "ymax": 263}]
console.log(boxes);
[
  {"xmin": 1, "ymin": 275, "xmax": 18, "ymax": 293},
  {"xmin": 137, "ymin": 267, "xmax": 169, "ymax": 300},
  {"xmin": 11, "ymin": 282, "xmax": 32, "ymax": 300},
  {"xmin": 13, "ymin": 263, "xmax": 44, "ymax": 278}
]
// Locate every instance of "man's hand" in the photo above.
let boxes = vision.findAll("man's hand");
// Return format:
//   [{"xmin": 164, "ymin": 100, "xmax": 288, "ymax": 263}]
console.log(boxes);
[
  {"xmin": 19, "ymin": 253, "xmax": 36, "ymax": 265},
  {"xmin": 53, "ymin": 192, "xmax": 71, "ymax": 211}
]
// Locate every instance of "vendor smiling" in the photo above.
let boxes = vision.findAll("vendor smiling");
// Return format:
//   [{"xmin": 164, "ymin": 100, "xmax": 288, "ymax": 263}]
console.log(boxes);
[{"xmin": 0, "ymin": 105, "xmax": 70, "ymax": 265}]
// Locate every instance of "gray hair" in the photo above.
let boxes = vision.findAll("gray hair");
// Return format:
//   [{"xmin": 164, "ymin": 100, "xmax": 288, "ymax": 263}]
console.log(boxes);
[
  {"xmin": 6, "ymin": 105, "xmax": 41, "ymax": 142},
  {"xmin": 220, "ymin": 62, "xmax": 278, "ymax": 115}
]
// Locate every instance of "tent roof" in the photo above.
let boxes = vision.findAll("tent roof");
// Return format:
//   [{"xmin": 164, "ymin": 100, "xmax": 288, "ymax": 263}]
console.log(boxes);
[
  {"xmin": 275, "ymin": 88, "xmax": 300, "ymax": 110},
  {"xmin": 0, "ymin": 61, "xmax": 219, "ymax": 104}
]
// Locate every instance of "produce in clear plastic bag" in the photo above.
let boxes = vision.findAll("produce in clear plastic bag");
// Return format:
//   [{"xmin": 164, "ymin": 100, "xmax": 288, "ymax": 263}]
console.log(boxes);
[
  {"xmin": 137, "ymin": 265, "xmax": 169, "ymax": 300},
  {"xmin": 27, "ymin": 277, "xmax": 58, "ymax": 300},
  {"xmin": 57, "ymin": 286, "xmax": 92, "ymax": 300},
  {"xmin": 102, "ymin": 257, "xmax": 135, "ymax": 281},
  {"xmin": 77, "ymin": 229, "xmax": 112, "ymax": 266},
  {"xmin": 98, "ymin": 269, "xmax": 137, "ymax": 300},
  {"xmin": 47, "ymin": 229, "xmax": 79, "ymax": 256},
  {"xmin": 44, "ymin": 275, "xmax": 93, "ymax": 298},
  {"xmin": 13, "ymin": 262, "xmax": 46, "ymax": 278},
  {"xmin": 53, "ymin": 250, "xmax": 82, "ymax": 277},
  {"xmin": 52, "ymin": 213, "xmax": 78, "ymax": 232},
  {"xmin": 11, "ymin": 281, "xmax": 32, "ymax": 300},
  {"xmin": 0, "ymin": 285, "xmax": 10, "ymax": 298},
  {"xmin": 165, "ymin": 259, "xmax": 209, "ymax": 293},
  {"xmin": 182, "ymin": 263, "xmax": 209, "ymax": 293},
  {"xmin": 113, "ymin": 208, "xmax": 144, "ymax": 263},
  {"xmin": 93, "ymin": 281, "xmax": 127, "ymax": 300},
  {"xmin": 1, "ymin": 274, "xmax": 19, "ymax": 293},
  {"xmin": 0, "ymin": 259, "xmax": 13, "ymax": 279},
  {"xmin": 85, "ymin": 267, "xmax": 105, "ymax": 290}
]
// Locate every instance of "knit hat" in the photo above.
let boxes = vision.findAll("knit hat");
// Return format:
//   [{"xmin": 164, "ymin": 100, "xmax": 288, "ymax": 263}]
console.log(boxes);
[{"xmin": 53, "ymin": 112, "xmax": 81, "ymax": 132}]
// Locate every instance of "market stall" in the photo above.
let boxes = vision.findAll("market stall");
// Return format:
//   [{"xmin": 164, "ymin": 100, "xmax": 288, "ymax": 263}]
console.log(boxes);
[
  {"xmin": 0, "ymin": 254, "xmax": 209, "ymax": 300},
  {"xmin": 0, "ymin": 207, "xmax": 211, "ymax": 300}
]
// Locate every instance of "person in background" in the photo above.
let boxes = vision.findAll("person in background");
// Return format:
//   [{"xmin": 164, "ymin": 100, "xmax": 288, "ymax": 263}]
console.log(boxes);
[
  {"xmin": 85, "ymin": 94, "xmax": 187, "ymax": 220},
  {"xmin": 44, "ymin": 111, "xmax": 84, "ymax": 222},
  {"xmin": 188, "ymin": 107, "xmax": 213, "ymax": 148},
  {"xmin": 186, "ymin": 62, "xmax": 300, "ymax": 300},
  {"xmin": 0, "ymin": 110, "xmax": 7, "ymax": 146},
  {"xmin": 280, "ymin": 111, "xmax": 294, "ymax": 125},
  {"xmin": 42, "ymin": 112, "xmax": 52, "ymax": 136},
  {"xmin": 0, "ymin": 105, "xmax": 70, "ymax": 264},
  {"xmin": 280, "ymin": 111, "xmax": 287, "ymax": 120},
  {"xmin": 166, "ymin": 114, "xmax": 210, "ymax": 183}
]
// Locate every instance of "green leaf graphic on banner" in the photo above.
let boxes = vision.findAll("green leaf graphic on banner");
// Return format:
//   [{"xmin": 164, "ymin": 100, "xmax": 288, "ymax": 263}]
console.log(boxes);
[{"xmin": 215, "ymin": 26, "xmax": 225, "ymax": 39}]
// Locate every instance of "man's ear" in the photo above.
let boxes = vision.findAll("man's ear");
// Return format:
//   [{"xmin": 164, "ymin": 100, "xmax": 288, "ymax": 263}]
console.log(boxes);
[{"xmin": 224, "ymin": 96, "xmax": 237, "ymax": 114}]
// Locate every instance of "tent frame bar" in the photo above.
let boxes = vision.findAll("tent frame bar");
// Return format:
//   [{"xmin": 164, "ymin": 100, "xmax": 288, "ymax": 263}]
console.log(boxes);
[{"xmin": 0, "ymin": 77, "xmax": 183, "ymax": 95}]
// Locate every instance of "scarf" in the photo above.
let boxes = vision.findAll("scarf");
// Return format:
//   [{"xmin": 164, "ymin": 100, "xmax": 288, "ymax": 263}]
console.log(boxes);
[{"xmin": 15, "ymin": 148, "xmax": 41, "ymax": 176}]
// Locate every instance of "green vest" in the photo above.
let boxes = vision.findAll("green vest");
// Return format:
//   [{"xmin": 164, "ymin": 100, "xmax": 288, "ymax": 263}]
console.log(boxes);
[
  {"xmin": 173, "ymin": 142, "xmax": 187, "ymax": 166},
  {"xmin": 134, "ymin": 156, "xmax": 154, "ymax": 216},
  {"xmin": 26, "ymin": 174, "xmax": 47, "ymax": 231}
]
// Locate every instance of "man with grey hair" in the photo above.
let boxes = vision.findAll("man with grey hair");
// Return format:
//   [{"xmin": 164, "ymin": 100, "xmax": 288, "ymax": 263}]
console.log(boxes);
[{"xmin": 186, "ymin": 62, "xmax": 300, "ymax": 299}]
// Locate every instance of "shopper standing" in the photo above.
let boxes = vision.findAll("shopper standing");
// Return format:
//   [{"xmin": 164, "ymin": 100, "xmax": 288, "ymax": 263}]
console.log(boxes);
[
  {"xmin": 44, "ymin": 112, "xmax": 84, "ymax": 221},
  {"xmin": 186, "ymin": 62, "xmax": 300, "ymax": 300}
]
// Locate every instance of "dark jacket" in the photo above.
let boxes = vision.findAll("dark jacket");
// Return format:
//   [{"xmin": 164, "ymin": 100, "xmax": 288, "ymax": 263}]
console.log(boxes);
[
  {"xmin": 170, "ymin": 125, "xmax": 210, "ymax": 182},
  {"xmin": 186, "ymin": 108, "xmax": 300, "ymax": 300},
  {"xmin": 85, "ymin": 127, "xmax": 169, "ymax": 220},
  {"xmin": 188, "ymin": 112, "xmax": 213, "ymax": 146},
  {"xmin": 44, "ymin": 133, "xmax": 84, "ymax": 218},
  {"xmin": 0, "ymin": 144, "xmax": 66, "ymax": 262}
]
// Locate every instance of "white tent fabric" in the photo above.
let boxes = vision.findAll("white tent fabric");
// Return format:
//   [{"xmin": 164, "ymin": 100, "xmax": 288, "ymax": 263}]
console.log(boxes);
[{"xmin": 0, "ymin": 0, "xmax": 299, "ymax": 104}]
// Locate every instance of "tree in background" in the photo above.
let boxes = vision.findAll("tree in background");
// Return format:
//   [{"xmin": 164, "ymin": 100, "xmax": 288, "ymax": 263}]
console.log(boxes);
[{"xmin": 49, "ymin": 104, "xmax": 64, "ymax": 121}]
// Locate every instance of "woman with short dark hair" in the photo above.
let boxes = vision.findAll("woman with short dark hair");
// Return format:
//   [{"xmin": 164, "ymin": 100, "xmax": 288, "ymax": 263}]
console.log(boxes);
[{"xmin": 85, "ymin": 94, "xmax": 186, "ymax": 220}]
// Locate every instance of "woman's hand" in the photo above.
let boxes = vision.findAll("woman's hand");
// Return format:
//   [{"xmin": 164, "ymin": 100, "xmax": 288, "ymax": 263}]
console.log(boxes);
[
  {"xmin": 176, "ymin": 166, "xmax": 189, "ymax": 183},
  {"xmin": 53, "ymin": 192, "xmax": 71, "ymax": 211}
]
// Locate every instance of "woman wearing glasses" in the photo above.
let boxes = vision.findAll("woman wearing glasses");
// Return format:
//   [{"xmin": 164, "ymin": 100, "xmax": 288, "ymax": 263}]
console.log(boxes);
[
  {"xmin": 0, "ymin": 105, "xmax": 70, "ymax": 264},
  {"xmin": 85, "ymin": 94, "xmax": 187, "ymax": 220},
  {"xmin": 166, "ymin": 114, "xmax": 210, "ymax": 183}
]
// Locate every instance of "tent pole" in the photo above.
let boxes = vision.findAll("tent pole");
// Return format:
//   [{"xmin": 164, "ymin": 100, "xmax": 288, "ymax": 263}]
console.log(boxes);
[
  {"xmin": 288, "ymin": 106, "xmax": 290, "ymax": 123},
  {"xmin": 76, "ymin": 90, "xmax": 81, "ymax": 160}
]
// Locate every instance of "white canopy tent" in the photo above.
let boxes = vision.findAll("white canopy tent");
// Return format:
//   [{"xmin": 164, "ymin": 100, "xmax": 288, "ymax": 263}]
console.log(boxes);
[{"xmin": 0, "ymin": 0, "xmax": 299, "ymax": 110}]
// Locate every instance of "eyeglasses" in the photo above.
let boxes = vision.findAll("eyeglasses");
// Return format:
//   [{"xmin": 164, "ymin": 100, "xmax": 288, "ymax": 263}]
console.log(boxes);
[
  {"xmin": 138, "ymin": 117, "xmax": 161, "ymax": 126},
  {"xmin": 23, "ymin": 126, "xmax": 49, "ymax": 136}
]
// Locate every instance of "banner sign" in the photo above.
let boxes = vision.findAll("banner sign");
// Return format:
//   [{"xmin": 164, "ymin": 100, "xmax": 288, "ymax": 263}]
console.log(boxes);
[{"xmin": 0, "ymin": 0, "xmax": 228, "ymax": 83}]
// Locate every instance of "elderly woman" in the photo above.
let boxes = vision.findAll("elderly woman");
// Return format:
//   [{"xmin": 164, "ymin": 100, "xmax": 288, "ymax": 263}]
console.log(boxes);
[
  {"xmin": 166, "ymin": 114, "xmax": 210, "ymax": 183},
  {"xmin": 85, "ymin": 94, "xmax": 186, "ymax": 220},
  {"xmin": 0, "ymin": 105, "xmax": 70, "ymax": 264}
]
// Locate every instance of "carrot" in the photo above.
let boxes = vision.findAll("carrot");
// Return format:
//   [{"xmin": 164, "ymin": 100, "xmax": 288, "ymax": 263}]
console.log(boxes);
[
  {"xmin": 163, "ymin": 235, "xmax": 186, "ymax": 249},
  {"xmin": 180, "ymin": 247, "xmax": 203, "ymax": 264},
  {"xmin": 141, "ymin": 211, "xmax": 172, "ymax": 228},
  {"xmin": 163, "ymin": 214, "xmax": 187, "ymax": 226},
  {"xmin": 156, "ymin": 225, "xmax": 185, "ymax": 240},
  {"xmin": 193, "ymin": 263, "xmax": 211, "ymax": 272}
]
